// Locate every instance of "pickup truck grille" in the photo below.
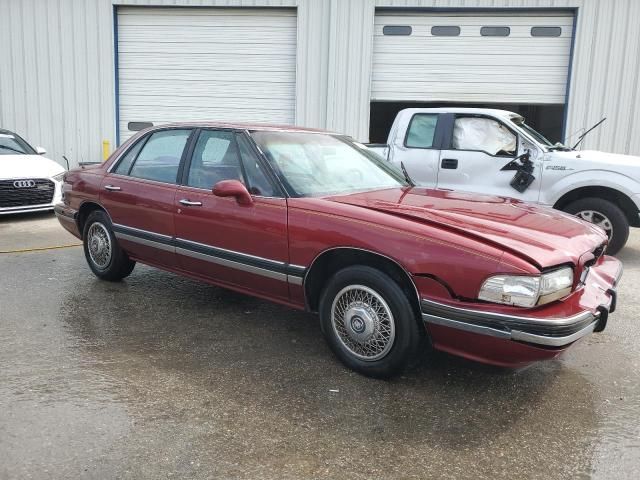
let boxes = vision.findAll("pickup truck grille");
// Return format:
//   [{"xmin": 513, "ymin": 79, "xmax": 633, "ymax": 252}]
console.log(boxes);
[{"xmin": 0, "ymin": 179, "xmax": 55, "ymax": 208}]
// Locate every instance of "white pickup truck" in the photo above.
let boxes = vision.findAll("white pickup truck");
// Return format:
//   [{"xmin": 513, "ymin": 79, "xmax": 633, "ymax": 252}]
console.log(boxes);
[{"xmin": 368, "ymin": 108, "xmax": 640, "ymax": 254}]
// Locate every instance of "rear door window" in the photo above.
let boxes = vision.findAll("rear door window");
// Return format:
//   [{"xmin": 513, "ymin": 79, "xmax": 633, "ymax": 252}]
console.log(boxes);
[
  {"xmin": 129, "ymin": 130, "xmax": 191, "ymax": 183},
  {"xmin": 405, "ymin": 114, "xmax": 439, "ymax": 148}
]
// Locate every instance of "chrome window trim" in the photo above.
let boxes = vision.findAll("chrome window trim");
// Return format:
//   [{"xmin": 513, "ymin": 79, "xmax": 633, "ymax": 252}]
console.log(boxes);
[{"xmin": 176, "ymin": 183, "xmax": 284, "ymax": 200}]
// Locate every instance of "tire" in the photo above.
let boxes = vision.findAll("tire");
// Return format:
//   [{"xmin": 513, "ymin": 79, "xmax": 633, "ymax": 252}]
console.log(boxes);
[
  {"xmin": 82, "ymin": 210, "xmax": 136, "ymax": 281},
  {"xmin": 562, "ymin": 197, "xmax": 629, "ymax": 255},
  {"xmin": 318, "ymin": 265, "xmax": 423, "ymax": 378}
]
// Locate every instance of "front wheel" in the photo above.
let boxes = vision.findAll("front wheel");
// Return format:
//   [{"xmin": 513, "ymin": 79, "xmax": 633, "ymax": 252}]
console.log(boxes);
[
  {"xmin": 318, "ymin": 266, "xmax": 423, "ymax": 378},
  {"xmin": 83, "ymin": 210, "xmax": 136, "ymax": 281},
  {"xmin": 562, "ymin": 197, "xmax": 629, "ymax": 255}
]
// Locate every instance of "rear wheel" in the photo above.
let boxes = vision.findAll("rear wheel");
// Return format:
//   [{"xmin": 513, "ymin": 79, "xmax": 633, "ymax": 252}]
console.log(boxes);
[
  {"xmin": 83, "ymin": 210, "xmax": 135, "ymax": 281},
  {"xmin": 318, "ymin": 265, "xmax": 423, "ymax": 378},
  {"xmin": 563, "ymin": 197, "xmax": 629, "ymax": 255}
]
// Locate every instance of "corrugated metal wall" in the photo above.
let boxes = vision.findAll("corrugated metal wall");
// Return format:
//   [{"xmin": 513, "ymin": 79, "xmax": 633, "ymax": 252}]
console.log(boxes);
[
  {"xmin": 0, "ymin": 0, "xmax": 115, "ymax": 167},
  {"xmin": 1, "ymin": 0, "xmax": 639, "ymax": 167}
]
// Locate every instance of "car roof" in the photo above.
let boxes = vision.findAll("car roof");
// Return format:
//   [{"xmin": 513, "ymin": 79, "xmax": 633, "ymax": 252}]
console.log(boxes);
[
  {"xmin": 144, "ymin": 122, "xmax": 339, "ymax": 135},
  {"xmin": 399, "ymin": 107, "xmax": 522, "ymax": 120}
]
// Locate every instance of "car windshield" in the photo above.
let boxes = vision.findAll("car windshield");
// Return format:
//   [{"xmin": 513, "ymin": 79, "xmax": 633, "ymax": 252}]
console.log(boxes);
[
  {"xmin": 250, "ymin": 131, "xmax": 407, "ymax": 197},
  {"xmin": 0, "ymin": 132, "xmax": 35, "ymax": 155},
  {"xmin": 510, "ymin": 119, "xmax": 554, "ymax": 148}
]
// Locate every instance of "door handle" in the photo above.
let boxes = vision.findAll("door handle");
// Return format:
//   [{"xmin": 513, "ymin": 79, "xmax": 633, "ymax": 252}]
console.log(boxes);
[
  {"xmin": 104, "ymin": 185, "xmax": 121, "ymax": 191},
  {"xmin": 441, "ymin": 158, "xmax": 458, "ymax": 169},
  {"xmin": 179, "ymin": 199, "xmax": 203, "ymax": 207}
]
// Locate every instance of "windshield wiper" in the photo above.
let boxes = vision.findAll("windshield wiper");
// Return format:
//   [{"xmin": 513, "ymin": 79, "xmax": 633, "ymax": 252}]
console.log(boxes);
[
  {"xmin": 400, "ymin": 161, "xmax": 415, "ymax": 187},
  {"xmin": 548, "ymin": 142, "xmax": 572, "ymax": 151},
  {"xmin": 0, "ymin": 145, "xmax": 25, "ymax": 154},
  {"xmin": 572, "ymin": 117, "xmax": 606, "ymax": 149}
]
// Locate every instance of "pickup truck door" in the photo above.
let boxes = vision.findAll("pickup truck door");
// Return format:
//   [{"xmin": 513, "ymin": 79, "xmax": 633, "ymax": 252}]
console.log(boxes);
[
  {"xmin": 435, "ymin": 114, "xmax": 542, "ymax": 202},
  {"xmin": 386, "ymin": 112, "xmax": 446, "ymax": 188}
]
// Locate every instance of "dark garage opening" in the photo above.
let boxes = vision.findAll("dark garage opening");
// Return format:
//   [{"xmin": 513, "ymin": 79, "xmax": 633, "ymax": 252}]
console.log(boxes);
[{"xmin": 369, "ymin": 102, "xmax": 566, "ymax": 145}]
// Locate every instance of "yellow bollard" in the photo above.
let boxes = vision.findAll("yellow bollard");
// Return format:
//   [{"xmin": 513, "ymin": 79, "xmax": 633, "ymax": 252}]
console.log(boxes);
[{"xmin": 102, "ymin": 140, "xmax": 110, "ymax": 162}]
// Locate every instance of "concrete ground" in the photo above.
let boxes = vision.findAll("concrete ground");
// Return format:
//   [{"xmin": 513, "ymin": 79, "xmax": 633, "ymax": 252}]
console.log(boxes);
[{"xmin": 1, "ymin": 213, "xmax": 639, "ymax": 479}]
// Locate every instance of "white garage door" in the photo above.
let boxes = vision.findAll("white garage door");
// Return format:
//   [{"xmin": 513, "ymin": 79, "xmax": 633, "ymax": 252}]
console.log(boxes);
[
  {"xmin": 372, "ymin": 12, "xmax": 574, "ymax": 104},
  {"xmin": 117, "ymin": 8, "xmax": 297, "ymax": 142}
]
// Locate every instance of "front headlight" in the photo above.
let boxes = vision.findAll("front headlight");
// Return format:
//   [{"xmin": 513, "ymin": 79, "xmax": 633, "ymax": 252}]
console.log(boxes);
[
  {"xmin": 478, "ymin": 267, "xmax": 573, "ymax": 308},
  {"xmin": 52, "ymin": 172, "xmax": 65, "ymax": 182}
]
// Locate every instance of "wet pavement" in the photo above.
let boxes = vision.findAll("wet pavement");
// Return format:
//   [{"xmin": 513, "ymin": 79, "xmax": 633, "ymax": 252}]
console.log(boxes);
[{"xmin": 1, "ymin": 214, "xmax": 639, "ymax": 479}]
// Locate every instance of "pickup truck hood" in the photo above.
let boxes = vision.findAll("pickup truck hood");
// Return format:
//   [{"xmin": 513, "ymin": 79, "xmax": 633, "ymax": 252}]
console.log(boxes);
[
  {"xmin": 0, "ymin": 154, "xmax": 65, "ymax": 179},
  {"xmin": 327, "ymin": 187, "xmax": 606, "ymax": 269},
  {"xmin": 549, "ymin": 149, "xmax": 640, "ymax": 169}
]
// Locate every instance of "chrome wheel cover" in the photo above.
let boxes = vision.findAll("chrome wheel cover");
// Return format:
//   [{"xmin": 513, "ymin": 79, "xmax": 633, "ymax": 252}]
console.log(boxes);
[
  {"xmin": 331, "ymin": 285, "xmax": 396, "ymax": 361},
  {"xmin": 576, "ymin": 210, "xmax": 613, "ymax": 239},
  {"xmin": 87, "ymin": 222, "xmax": 112, "ymax": 269}
]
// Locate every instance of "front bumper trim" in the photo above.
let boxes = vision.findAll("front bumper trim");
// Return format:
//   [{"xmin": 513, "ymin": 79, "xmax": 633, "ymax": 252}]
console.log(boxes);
[{"xmin": 422, "ymin": 297, "xmax": 608, "ymax": 348}]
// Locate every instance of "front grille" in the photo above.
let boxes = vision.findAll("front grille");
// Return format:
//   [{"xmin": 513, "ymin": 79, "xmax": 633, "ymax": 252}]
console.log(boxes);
[{"xmin": 0, "ymin": 178, "xmax": 55, "ymax": 208}]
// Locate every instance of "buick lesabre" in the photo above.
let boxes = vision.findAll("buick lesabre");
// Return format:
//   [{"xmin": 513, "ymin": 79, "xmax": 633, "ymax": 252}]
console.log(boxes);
[{"xmin": 55, "ymin": 123, "xmax": 622, "ymax": 377}]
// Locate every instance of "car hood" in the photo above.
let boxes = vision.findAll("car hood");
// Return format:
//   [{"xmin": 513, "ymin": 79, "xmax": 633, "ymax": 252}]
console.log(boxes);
[
  {"xmin": 0, "ymin": 154, "xmax": 65, "ymax": 179},
  {"xmin": 0, "ymin": 155, "xmax": 64, "ymax": 179},
  {"xmin": 326, "ymin": 187, "xmax": 606, "ymax": 269},
  {"xmin": 549, "ymin": 149, "xmax": 640, "ymax": 170}
]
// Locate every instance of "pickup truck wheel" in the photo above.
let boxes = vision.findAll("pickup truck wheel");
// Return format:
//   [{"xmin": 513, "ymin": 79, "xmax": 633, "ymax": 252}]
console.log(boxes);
[
  {"xmin": 563, "ymin": 198, "xmax": 629, "ymax": 255},
  {"xmin": 83, "ymin": 210, "xmax": 136, "ymax": 281},
  {"xmin": 318, "ymin": 265, "xmax": 422, "ymax": 378}
]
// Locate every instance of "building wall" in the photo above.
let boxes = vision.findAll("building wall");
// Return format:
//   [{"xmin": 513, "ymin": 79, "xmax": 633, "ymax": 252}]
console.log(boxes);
[
  {"xmin": 0, "ymin": 0, "xmax": 115, "ymax": 166},
  {"xmin": 1, "ymin": 0, "xmax": 639, "ymax": 168}
]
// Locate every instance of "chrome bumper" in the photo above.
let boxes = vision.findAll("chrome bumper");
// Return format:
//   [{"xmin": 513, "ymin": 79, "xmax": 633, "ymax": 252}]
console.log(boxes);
[{"xmin": 421, "ymin": 294, "xmax": 615, "ymax": 348}]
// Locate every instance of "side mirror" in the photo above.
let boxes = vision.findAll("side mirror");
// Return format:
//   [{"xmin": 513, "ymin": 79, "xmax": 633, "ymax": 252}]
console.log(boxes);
[
  {"xmin": 212, "ymin": 179, "xmax": 253, "ymax": 206},
  {"xmin": 35, "ymin": 146, "xmax": 47, "ymax": 155}
]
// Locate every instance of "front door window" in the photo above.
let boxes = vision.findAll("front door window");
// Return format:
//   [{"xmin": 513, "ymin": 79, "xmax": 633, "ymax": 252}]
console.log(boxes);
[{"xmin": 452, "ymin": 117, "xmax": 516, "ymax": 157}]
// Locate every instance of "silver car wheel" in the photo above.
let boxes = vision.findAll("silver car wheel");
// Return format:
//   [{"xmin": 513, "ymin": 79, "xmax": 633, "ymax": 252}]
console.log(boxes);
[
  {"xmin": 576, "ymin": 209, "xmax": 614, "ymax": 240},
  {"xmin": 87, "ymin": 222, "xmax": 112, "ymax": 269},
  {"xmin": 331, "ymin": 285, "xmax": 396, "ymax": 361}
]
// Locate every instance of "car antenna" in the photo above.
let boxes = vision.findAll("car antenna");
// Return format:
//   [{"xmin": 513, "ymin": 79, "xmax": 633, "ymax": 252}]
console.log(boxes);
[
  {"xmin": 400, "ymin": 161, "xmax": 415, "ymax": 187},
  {"xmin": 572, "ymin": 117, "xmax": 606, "ymax": 149},
  {"xmin": 62, "ymin": 155, "xmax": 70, "ymax": 170}
]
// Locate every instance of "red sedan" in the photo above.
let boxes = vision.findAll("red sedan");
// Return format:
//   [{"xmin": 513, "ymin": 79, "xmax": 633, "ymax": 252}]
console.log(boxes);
[{"xmin": 55, "ymin": 123, "xmax": 622, "ymax": 377}]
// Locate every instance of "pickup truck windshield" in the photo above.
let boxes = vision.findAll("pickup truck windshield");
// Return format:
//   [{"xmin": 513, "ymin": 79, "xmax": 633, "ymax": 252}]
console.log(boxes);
[
  {"xmin": 511, "ymin": 120, "xmax": 554, "ymax": 148},
  {"xmin": 251, "ymin": 131, "xmax": 407, "ymax": 197}
]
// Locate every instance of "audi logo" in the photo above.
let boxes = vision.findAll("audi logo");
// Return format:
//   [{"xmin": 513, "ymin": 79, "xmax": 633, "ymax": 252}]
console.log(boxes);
[{"xmin": 13, "ymin": 180, "xmax": 36, "ymax": 188}]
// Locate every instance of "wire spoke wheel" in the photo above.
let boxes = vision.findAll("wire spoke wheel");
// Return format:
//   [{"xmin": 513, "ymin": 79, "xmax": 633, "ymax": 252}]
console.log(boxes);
[
  {"xmin": 577, "ymin": 209, "xmax": 613, "ymax": 239},
  {"xmin": 87, "ymin": 222, "xmax": 112, "ymax": 269},
  {"xmin": 331, "ymin": 285, "xmax": 396, "ymax": 361}
]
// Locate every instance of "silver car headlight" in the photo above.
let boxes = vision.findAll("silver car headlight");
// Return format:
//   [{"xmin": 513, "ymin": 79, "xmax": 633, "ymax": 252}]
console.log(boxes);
[
  {"xmin": 478, "ymin": 267, "xmax": 574, "ymax": 308},
  {"xmin": 52, "ymin": 172, "xmax": 65, "ymax": 182}
]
